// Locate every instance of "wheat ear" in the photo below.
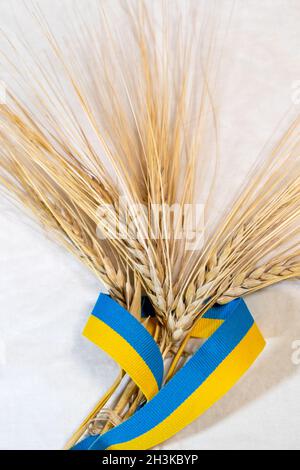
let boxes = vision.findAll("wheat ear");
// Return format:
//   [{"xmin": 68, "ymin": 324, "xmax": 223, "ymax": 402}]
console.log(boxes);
[{"xmin": 218, "ymin": 259, "xmax": 300, "ymax": 304}]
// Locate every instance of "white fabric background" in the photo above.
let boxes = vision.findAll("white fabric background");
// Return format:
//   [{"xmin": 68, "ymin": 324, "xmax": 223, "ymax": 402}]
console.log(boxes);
[{"xmin": 0, "ymin": 0, "xmax": 300, "ymax": 450}]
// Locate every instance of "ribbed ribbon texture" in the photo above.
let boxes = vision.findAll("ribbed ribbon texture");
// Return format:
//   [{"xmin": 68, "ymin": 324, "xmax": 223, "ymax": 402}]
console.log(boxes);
[{"xmin": 72, "ymin": 295, "xmax": 265, "ymax": 450}]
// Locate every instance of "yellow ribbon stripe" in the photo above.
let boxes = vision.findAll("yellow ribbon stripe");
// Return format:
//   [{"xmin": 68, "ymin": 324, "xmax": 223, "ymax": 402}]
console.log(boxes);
[
  {"xmin": 191, "ymin": 317, "xmax": 224, "ymax": 339},
  {"xmin": 83, "ymin": 315, "xmax": 160, "ymax": 401},
  {"xmin": 72, "ymin": 298, "xmax": 265, "ymax": 451},
  {"xmin": 109, "ymin": 323, "xmax": 265, "ymax": 449}
]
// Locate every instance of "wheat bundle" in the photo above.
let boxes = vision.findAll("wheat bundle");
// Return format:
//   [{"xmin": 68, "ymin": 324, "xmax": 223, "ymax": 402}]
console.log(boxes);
[{"xmin": 0, "ymin": 0, "xmax": 299, "ymax": 450}]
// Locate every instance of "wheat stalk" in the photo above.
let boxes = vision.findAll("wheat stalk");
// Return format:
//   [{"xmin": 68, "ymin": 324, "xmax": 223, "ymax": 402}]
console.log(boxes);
[
  {"xmin": 218, "ymin": 258, "xmax": 300, "ymax": 304},
  {"xmin": 0, "ymin": 107, "xmax": 140, "ymax": 311},
  {"xmin": 0, "ymin": 0, "xmax": 300, "ymax": 448},
  {"xmin": 1, "ymin": 1, "xmax": 299, "ymax": 343},
  {"xmin": 167, "ymin": 118, "xmax": 300, "ymax": 341}
]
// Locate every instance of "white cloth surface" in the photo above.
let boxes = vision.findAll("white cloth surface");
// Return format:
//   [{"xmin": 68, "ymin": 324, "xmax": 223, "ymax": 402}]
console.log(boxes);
[{"xmin": 0, "ymin": 0, "xmax": 300, "ymax": 450}]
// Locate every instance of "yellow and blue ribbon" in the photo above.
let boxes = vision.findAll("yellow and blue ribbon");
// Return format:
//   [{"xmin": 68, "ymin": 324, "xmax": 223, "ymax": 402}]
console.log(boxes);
[
  {"xmin": 82, "ymin": 294, "xmax": 163, "ymax": 401},
  {"xmin": 72, "ymin": 296, "xmax": 265, "ymax": 450}
]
